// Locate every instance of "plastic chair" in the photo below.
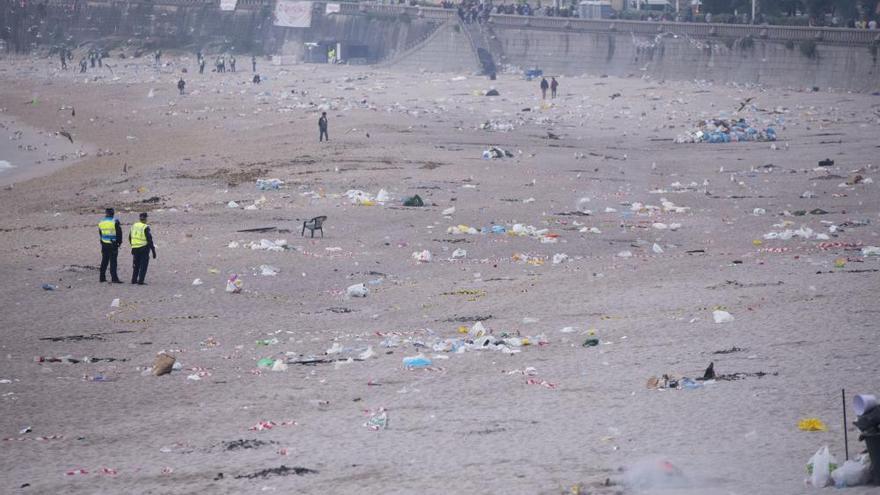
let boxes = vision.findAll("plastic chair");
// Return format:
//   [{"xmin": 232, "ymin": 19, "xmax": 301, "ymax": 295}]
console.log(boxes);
[{"xmin": 302, "ymin": 216, "xmax": 326, "ymax": 238}]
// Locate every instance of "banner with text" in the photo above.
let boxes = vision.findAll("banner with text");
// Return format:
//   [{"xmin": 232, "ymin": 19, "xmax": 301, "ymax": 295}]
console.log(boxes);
[{"xmin": 274, "ymin": 0, "xmax": 313, "ymax": 28}]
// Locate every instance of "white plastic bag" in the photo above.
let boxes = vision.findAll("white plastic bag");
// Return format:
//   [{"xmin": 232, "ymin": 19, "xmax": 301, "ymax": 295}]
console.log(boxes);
[
  {"xmin": 713, "ymin": 310, "xmax": 734, "ymax": 324},
  {"xmin": 807, "ymin": 446, "xmax": 837, "ymax": 488},
  {"xmin": 411, "ymin": 250, "xmax": 432, "ymax": 263},
  {"xmin": 831, "ymin": 454, "xmax": 871, "ymax": 487},
  {"xmin": 346, "ymin": 283, "xmax": 368, "ymax": 298}
]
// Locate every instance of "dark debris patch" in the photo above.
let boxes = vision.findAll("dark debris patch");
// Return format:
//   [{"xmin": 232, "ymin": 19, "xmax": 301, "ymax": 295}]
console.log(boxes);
[
  {"xmin": 712, "ymin": 346, "xmax": 746, "ymax": 354},
  {"xmin": 234, "ymin": 465, "xmax": 318, "ymax": 480},
  {"xmin": 443, "ymin": 315, "xmax": 493, "ymax": 323},
  {"xmin": 715, "ymin": 371, "xmax": 778, "ymax": 381},
  {"xmin": 222, "ymin": 439, "xmax": 277, "ymax": 451},
  {"xmin": 327, "ymin": 307, "xmax": 354, "ymax": 314}
]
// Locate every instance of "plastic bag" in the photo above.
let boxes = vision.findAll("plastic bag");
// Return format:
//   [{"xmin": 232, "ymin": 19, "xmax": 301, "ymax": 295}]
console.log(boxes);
[
  {"xmin": 226, "ymin": 274, "xmax": 243, "ymax": 293},
  {"xmin": 411, "ymin": 250, "xmax": 432, "ymax": 263},
  {"xmin": 346, "ymin": 283, "xmax": 368, "ymax": 298},
  {"xmin": 806, "ymin": 446, "xmax": 837, "ymax": 487},
  {"xmin": 713, "ymin": 310, "xmax": 734, "ymax": 324},
  {"xmin": 831, "ymin": 455, "xmax": 871, "ymax": 487}
]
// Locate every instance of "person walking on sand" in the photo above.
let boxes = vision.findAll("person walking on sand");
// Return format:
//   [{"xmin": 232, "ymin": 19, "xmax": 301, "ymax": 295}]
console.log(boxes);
[
  {"xmin": 177, "ymin": 78, "xmax": 186, "ymax": 95},
  {"xmin": 319, "ymin": 112, "xmax": 329, "ymax": 142},
  {"xmin": 252, "ymin": 55, "xmax": 257, "ymax": 72},
  {"xmin": 540, "ymin": 77, "xmax": 549, "ymax": 99},
  {"xmin": 130, "ymin": 212, "xmax": 156, "ymax": 285},
  {"xmin": 199, "ymin": 57, "xmax": 205, "ymax": 74},
  {"xmin": 550, "ymin": 76, "xmax": 558, "ymax": 99},
  {"xmin": 60, "ymin": 50, "xmax": 67, "ymax": 70},
  {"xmin": 98, "ymin": 208, "xmax": 123, "ymax": 283}
]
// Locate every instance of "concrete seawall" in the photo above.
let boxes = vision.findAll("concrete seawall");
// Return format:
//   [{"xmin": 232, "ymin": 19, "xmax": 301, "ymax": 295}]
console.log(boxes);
[
  {"xmin": 2, "ymin": 1, "xmax": 878, "ymax": 91},
  {"xmin": 488, "ymin": 16, "xmax": 880, "ymax": 92}
]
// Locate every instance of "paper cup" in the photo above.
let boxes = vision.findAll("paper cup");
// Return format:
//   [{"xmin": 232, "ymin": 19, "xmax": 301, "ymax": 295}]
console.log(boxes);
[{"xmin": 853, "ymin": 394, "xmax": 878, "ymax": 416}]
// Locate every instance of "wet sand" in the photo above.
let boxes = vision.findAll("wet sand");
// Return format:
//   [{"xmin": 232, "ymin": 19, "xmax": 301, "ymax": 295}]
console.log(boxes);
[
  {"xmin": 0, "ymin": 114, "xmax": 92, "ymax": 187},
  {"xmin": 0, "ymin": 52, "xmax": 878, "ymax": 494}
]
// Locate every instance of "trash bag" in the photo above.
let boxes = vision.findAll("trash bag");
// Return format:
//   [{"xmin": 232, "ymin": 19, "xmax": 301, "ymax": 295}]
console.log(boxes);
[
  {"xmin": 712, "ymin": 310, "xmax": 735, "ymax": 324},
  {"xmin": 346, "ymin": 283, "xmax": 368, "ymax": 298},
  {"xmin": 806, "ymin": 446, "xmax": 837, "ymax": 487},
  {"xmin": 831, "ymin": 455, "xmax": 872, "ymax": 487},
  {"xmin": 403, "ymin": 195, "xmax": 424, "ymax": 207},
  {"xmin": 411, "ymin": 250, "xmax": 432, "ymax": 263}
]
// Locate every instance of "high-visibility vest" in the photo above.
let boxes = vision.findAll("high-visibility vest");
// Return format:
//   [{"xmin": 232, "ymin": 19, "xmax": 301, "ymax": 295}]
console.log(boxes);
[
  {"xmin": 99, "ymin": 218, "xmax": 117, "ymax": 244},
  {"xmin": 131, "ymin": 222, "xmax": 148, "ymax": 248}
]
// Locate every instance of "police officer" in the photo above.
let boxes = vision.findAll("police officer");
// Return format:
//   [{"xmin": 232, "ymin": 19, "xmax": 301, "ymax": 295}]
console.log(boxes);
[
  {"xmin": 98, "ymin": 208, "xmax": 123, "ymax": 283},
  {"xmin": 130, "ymin": 212, "xmax": 156, "ymax": 285}
]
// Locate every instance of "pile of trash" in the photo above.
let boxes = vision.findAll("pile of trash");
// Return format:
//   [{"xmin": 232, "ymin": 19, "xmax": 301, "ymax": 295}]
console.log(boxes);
[
  {"xmin": 807, "ymin": 392, "xmax": 878, "ymax": 488},
  {"xmin": 344, "ymin": 189, "xmax": 390, "ymax": 206},
  {"xmin": 482, "ymin": 147, "xmax": 514, "ymax": 159},
  {"xmin": 675, "ymin": 118, "xmax": 777, "ymax": 144},
  {"xmin": 479, "ymin": 119, "xmax": 517, "ymax": 132},
  {"xmin": 446, "ymin": 223, "xmax": 559, "ymax": 242},
  {"xmin": 255, "ymin": 178, "xmax": 284, "ymax": 190},
  {"xmin": 395, "ymin": 322, "xmax": 547, "ymax": 357},
  {"xmin": 227, "ymin": 239, "xmax": 289, "ymax": 252}
]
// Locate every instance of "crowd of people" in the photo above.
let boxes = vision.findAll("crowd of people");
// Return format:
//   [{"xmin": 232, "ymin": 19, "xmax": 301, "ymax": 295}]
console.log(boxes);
[{"xmin": 454, "ymin": 0, "xmax": 578, "ymax": 22}]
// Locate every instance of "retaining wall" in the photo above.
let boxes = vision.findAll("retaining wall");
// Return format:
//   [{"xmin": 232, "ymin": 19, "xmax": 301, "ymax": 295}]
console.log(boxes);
[{"xmin": 489, "ymin": 15, "xmax": 880, "ymax": 91}]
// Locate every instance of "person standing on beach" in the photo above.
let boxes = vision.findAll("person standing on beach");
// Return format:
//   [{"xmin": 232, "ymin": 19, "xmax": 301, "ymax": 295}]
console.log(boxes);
[
  {"xmin": 60, "ymin": 50, "xmax": 67, "ymax": 70},
  {"xmin": 130, "ymin": 212, "xmax": 156, "ymax": 285},
  {"xmin": 540, "ymin": 77, "xmax": 549, "ymax": 99},
  {"xmin": 98, "ymin": 208, "xmax": 123, "ymax": 283},
  {"xmin": 252, "ymin": 55, "xmax": 257, "ymax": 72},
  {"xmin": 550, "ymin": 77, "xmax": 558, "ymax": 98},
  {"xmin": 177, "ymin": 78, "xmax": 186, "ymax": 95},
  {"xmin": 199, "ymin": 57, "xmax": 205, "ymax": 74},
  {"xmin": 230, "ymin": 56, "xmax": 236, "ymax": 72},
  {"xmin": 319, "ymin": 112, "xmax": 329, "ymax": 142}
]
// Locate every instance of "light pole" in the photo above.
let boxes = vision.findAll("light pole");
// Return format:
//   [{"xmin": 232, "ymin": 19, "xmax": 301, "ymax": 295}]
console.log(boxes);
[{"xmin": 751, "ymin": 0, "xmax": 757, "ymax": 23}]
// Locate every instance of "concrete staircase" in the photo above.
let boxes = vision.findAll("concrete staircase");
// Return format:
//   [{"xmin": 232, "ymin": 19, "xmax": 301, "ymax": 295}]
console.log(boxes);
[
  {"xmin": 380, "ymin": 20, "xmax": 481, "ymax": 73},
  {"xmin": 458, "ymin": 19, "xmax": 503, "ymax": 76}
]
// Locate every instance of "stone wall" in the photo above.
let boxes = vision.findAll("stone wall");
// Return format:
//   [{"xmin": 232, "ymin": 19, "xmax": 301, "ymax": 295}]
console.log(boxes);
[{"xmin": 489, "ymin": 15, "xmax": 880, "ymax": 92}]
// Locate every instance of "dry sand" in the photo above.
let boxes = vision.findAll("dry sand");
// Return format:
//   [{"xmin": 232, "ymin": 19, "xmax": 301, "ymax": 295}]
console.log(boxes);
[{"xmin": 0, "ymin": 52, "xmax": 878, "ymax": 494}]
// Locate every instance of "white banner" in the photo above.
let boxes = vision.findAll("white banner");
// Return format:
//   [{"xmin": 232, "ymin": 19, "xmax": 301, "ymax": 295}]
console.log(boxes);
[
  {"xmin": 274, "ymin": 0, "xmax": 314, "ymax": 28},
  {"xmin": 220, "ymin": 0, "xmax": 237, "ymax": 11},
  {"xmin": 325, "ymin": 2, "xmax": 340, "ymax": 14}
]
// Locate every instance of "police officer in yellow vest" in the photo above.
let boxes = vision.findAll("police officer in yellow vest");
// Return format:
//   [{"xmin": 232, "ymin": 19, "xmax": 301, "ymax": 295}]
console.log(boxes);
[
  {"xmin": 98, "ymin": 208, "xmax": 123, "ymax": 283},
  {"xmin": 129, "ymin": 212, "xmax": 156, "ymax": 285}
]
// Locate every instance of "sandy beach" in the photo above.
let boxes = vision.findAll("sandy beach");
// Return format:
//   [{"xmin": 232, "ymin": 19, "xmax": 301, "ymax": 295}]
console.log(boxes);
[{"xmin": 0, "ymin": 51, "xmax": 878, "ymax": 494}]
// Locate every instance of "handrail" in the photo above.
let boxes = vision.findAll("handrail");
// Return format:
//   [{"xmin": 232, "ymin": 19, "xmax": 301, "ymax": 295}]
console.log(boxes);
[{"xmin": 378, "ymin": 19, "xmax": 462, "ymax": 66}]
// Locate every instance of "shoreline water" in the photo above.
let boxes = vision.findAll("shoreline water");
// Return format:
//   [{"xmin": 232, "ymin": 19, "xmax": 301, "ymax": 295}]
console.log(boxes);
[{"xmin": 0, "ymin": 113, "xmax": 94, "ymax": 187}]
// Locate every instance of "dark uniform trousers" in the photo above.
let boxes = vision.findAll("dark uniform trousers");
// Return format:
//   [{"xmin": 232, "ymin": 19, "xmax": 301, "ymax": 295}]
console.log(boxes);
[
  {"xmin": 131, "ymin": 247, "xmax": 150, "ymax": 284},
  {"xmin": 100, "ymin": 244, "xmax": 120, "ymax": 281}
]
